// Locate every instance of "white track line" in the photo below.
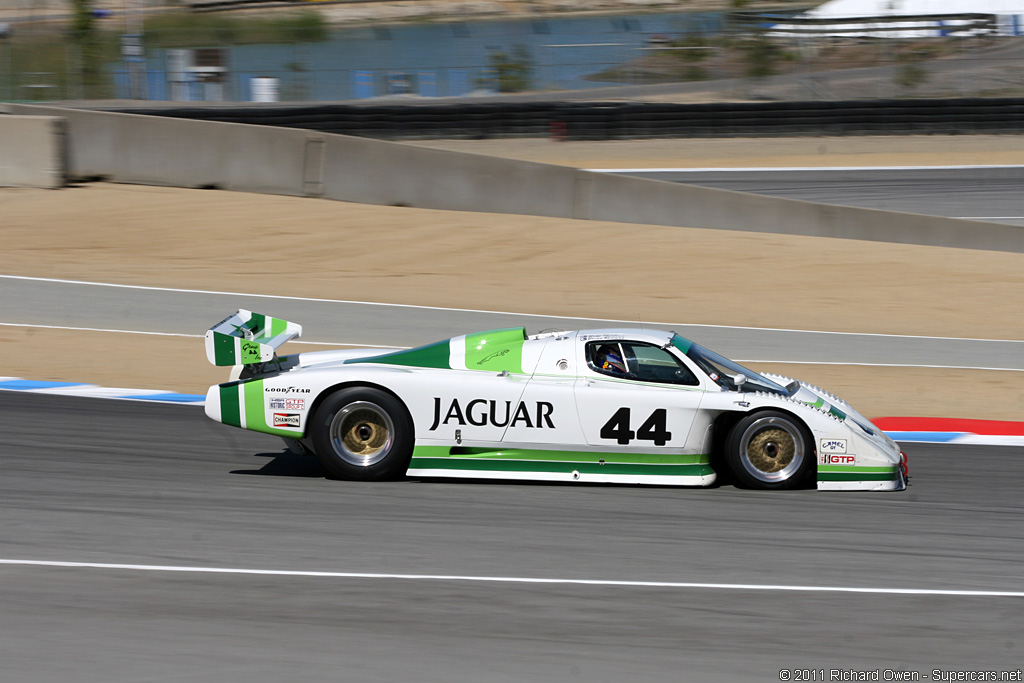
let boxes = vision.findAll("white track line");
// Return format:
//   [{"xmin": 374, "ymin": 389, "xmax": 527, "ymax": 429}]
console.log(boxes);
[
  {"xmin": 2, "ymin": 275, "xmax": 1020, "ymax": 344},
  {"xmin": 583, "ymin": 164, "xmax": 1024, "ymax": 173},
  {"xmin": 736, "ymin": 359, "xmax": 1024, "ymax": 373},
  {"xmin": 2, "ymin": 322, "xmax": 1018, "ymax": 371},
  {"xmin": 0, "ymin": 323, "xmax": 397, "ymax": 348},
  {"xmin": 0, "ymin": 559, "xmax": 1020, "ymax": 597}
]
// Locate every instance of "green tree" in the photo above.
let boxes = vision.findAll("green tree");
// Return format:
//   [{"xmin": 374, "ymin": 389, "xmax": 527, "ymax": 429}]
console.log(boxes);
[
  {"xmin": 894, "ymin": 64, "xmax": 927, "ymax": 90},
  {"xmin": 486, "ymin": 45, "xmax": 533, "ymax": 93},
  {"xmin": 68, "ymin": 0, "xmax": 107, "ymax": 97},
  {"xmin": 69, "ymin": 0, "xmax": 94, "ymax": 41},
  {"xmin": 742, "ymin": 33, "xmax": 782, "ymax": 79}
]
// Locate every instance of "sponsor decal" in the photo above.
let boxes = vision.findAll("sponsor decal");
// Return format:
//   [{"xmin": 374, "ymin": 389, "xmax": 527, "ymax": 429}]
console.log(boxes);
[
  {"xmin": 579, "ymin": 334, "xmax": 624, "ymax": 342},
  {"xmin": 264, "ymin": 386, "xmax": 311, "ymax": 394},
  {"xmin": 269, "ymin": 398, "xmax": 306, "ymax": 411},
  {"xmin": 476, "ymin": 348, "xmax": 510, "ymax": 366},
  {"xmin": 820, "ymin": 438, "xmax": 847, "ymax": 454},
  {"xmin": 273, "ymin": 413, "xmax": 301, "ymax": 428},
  {"xmin": 429, "ymin": 397, "xmax": 555, "ymax": 431},
  {"xmin": 820, "ymin": 453, "xmax": 856, "ymax": 465},
  {"xmin": 240, "ymin": 341, "xmax": 262, "ymax": 363}
]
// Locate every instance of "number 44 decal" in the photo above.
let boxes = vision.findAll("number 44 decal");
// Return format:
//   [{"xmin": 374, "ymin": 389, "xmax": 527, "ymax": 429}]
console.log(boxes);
[{"xmin": 600, "ymin": 407, "xmax": 672, "ymax": 446}]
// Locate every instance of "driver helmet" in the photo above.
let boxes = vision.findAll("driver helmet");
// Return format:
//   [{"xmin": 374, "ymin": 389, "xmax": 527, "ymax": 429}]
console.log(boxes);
[{"xmin": 596, "ymin": 344, "xmax": 626, "ymax": 374}]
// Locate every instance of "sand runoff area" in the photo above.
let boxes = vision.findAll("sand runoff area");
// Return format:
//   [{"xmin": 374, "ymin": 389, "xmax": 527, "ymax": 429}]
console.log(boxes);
[{"xmin": 2, "ymin": 135, "xmax": 1022, "ymax": 420}]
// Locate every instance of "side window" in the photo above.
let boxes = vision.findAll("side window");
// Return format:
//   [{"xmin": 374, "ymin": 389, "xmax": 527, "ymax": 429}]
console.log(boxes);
[{"xmin": 586, "ymin": 341, "xmax": 699, "ymax": 386}]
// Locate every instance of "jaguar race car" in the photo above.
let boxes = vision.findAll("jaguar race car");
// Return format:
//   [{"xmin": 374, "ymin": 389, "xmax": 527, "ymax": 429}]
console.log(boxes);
[{"xmin": 203, "ymin": 310, "xmax": 908, "ymax": 491}]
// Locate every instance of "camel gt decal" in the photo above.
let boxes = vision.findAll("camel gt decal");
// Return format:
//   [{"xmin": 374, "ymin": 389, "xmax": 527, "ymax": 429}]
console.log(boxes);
[
  {"xmin": 429, "ymin": 397, "xmax": 555, "ymax": 431},
  {"xmin": 820, "ymin": 438, "xmax": 848, "ymax": 454}
]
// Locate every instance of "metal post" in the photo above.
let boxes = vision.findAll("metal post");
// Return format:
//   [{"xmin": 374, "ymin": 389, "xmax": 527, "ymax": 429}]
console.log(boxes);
[
  {"xmin": 0, "ymin": 23, "xmax": 10, "ymax": 102},
  {"xmin": 121, "ymin": 0, "xmax": 146, "ymax": 99}
]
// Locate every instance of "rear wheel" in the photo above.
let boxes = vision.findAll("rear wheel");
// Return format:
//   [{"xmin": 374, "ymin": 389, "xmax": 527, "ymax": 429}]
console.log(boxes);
[
  {"xmin": 725, "ymin": 411, "xmax": 813, "ymax": 490},
  {"xmin": 310, "ymin": 387, "xmax": 413, "ymax": 481}
]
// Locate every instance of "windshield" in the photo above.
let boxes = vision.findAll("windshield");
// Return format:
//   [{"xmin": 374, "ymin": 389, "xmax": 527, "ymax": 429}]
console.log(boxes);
[{"xmin": 670, "ymin": 334, "xmax": 793, "ymax": 395}]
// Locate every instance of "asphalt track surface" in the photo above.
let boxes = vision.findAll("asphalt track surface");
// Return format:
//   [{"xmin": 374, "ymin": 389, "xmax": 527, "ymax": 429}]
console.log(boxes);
[
  {"xmin": 2, "ymin": 392, "xmax": 1023, "ymax": 682},
  {"xmin": 614, "ymin": 166, "xmax": 1024, "ymax": 227},
  {"xmin": 3, "ymin": 276, "xmax": 1022, "ymax": 371},
  {"xmin": 4, "ymin": 168, "xmax": 1022, "ymax": 682}
]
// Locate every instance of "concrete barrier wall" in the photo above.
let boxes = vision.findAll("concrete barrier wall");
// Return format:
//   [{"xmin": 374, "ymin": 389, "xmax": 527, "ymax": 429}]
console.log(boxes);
[
  {"xmin": 318, "ymin": 134, "xmax": 581, "ymax": 219},
  {"xmin": 0, "ymin": 115, "xmax": 66, "ymax": 188},
  {"xmin": 9, "ymin": 103, "xmax": 1022, "ymax": 253},
  {"xmin": 9, "ymin": 104, "xmax": 314, "ymax": 195},
  {"xmin": 583, "ymin": 172, "xmax": 1024, "ymax": 252}
]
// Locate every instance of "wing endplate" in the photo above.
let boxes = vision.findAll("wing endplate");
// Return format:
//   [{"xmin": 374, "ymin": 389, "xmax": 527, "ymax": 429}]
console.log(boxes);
[{"xmin": 205, "ymin": 309, "xmax": 303, "ymax": 366}]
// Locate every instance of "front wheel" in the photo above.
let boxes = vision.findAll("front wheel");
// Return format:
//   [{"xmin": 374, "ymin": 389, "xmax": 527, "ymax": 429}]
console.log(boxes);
[
  {"xmin": 310, "ymin": 387, "xmax": 413, "ymax": 481},
  {"xmin": 725, "ymin": 411, "xmax": 814, "ymax": 490}
]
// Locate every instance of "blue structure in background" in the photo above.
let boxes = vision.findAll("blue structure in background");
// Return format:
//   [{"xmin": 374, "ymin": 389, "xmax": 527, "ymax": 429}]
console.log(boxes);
[
  {"xmin": 353, "ymin": 70, "xmax": 374, "ymax": 99},
  {"xmin": 122, "ymin": 11, "xmax": 726, "ymax": 101},
  {"xmin": 448, "ymin": 69, "xmax": 469, "ymax": 97},
  {"xmin": 418, "ymin": 71, "xmax": 437, "ymax": 97}
]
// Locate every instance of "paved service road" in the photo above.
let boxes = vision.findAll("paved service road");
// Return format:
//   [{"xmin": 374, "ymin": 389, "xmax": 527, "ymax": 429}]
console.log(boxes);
[
  {"xmin": 611, "ymin": 167, "xmax": 1024, "ymax": 227},
  {"xmin": 1, "ymin": 393, "xmax": 1022, "ymax": 682},
  {"xmin": 2, "ymin": 276, "xmax": 1022, "ymax": 370}
]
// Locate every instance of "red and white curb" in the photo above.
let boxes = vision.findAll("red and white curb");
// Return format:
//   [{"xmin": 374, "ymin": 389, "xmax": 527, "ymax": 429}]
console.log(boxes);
[{"xmin": 871, "ymin": 417, "xmax": 1024, "ymax": 447}]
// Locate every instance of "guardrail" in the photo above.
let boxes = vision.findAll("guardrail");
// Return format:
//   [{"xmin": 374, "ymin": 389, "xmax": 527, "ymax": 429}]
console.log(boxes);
[{"xmin": 107, "ymin": 98, "xmax": 1024, "ymax": 140}]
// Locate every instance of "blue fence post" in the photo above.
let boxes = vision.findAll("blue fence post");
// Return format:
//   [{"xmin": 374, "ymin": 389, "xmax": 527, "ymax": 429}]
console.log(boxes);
[
  {"xmin": 449, "ymin": 69, "xmax": 468, "ymax": 96},
  {"xmin": 146, "ymin": 69, "xmax": 166, "ymax": 101},
  {"xmin": 418, "ymin": 71, "xmax": 436, "ymax": 97},
  {"xmin": 113, "ymin": 69, "xmax": 129, "ymax": 99},
  {"xmin": 353, "ymin": 70, "xmax": 374, "ymax": 99}
]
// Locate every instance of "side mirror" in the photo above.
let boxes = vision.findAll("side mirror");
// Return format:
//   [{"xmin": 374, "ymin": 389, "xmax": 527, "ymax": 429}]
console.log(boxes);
[{"xmin": 733, "ymin": 374, "xmax": 747, "ymax": 391}]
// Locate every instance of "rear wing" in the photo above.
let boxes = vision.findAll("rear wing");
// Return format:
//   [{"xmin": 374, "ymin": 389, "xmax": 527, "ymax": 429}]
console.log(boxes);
[{"xmin": 205, "ymin": 310, "xmax": 302, "ymax": 366}]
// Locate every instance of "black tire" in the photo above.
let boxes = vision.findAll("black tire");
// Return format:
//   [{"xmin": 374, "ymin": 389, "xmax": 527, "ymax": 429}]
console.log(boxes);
[
  {"xmin": 310, "ymin": 387, "xmax": 413, "ymax": 481},
  {"xmin": 725, "ymin": 410, "xmax": 814, "ymax": 490}
]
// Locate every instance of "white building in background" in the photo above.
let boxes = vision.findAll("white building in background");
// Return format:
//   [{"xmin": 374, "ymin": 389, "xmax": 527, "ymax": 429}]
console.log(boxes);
[{"xmin": 770, "ymin": 0, "xmax": 1024, "ymax": 37}]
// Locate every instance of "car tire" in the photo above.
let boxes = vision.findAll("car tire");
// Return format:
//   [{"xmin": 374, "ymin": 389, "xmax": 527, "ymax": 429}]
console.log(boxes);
[
  {"xmin": 310, "ymin": 387, "xmax": 413, "ymax": 481},
  {"xmin": 725, "ymin": 411, "xmax": 814, "ymax": 490}
]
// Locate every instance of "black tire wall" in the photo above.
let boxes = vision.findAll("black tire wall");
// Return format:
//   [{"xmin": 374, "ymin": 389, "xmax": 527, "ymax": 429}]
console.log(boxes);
[{"xmin": 111, "ymin": 98, "xmax": 1024, "ymax": 140}]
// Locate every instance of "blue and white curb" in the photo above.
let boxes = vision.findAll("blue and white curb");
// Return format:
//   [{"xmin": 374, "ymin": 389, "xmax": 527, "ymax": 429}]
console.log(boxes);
[{"xmin": 0, "ymin": 378, "xmax": 204, "ymax": 405}]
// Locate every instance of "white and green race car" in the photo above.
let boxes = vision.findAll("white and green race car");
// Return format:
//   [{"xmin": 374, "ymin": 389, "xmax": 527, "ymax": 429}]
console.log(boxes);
[{"xmin": 204, "ymin": 310, "xmax": 907, "ymax": 491}]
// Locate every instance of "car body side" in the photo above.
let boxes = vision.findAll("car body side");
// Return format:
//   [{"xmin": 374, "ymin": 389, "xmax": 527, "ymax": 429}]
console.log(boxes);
[{"xmin": 205, "ymin": 327, "xmax": 906, "ymax": 491}]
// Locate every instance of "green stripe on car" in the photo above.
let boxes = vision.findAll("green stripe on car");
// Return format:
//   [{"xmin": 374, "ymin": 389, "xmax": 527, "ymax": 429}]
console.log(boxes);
[
  {"xmin": 219, "ymin": 383, "xmax": 241, "ymax": 427},
  {"xmin": 345, "ymin": 339, "xmax": 452, "ymax": 369},
  {"xmin": 410, "ymin": 456, "xmax": 713, "ymax": 477},
  {"xmin": 818, "ymin": 464, "xmax": 899, "ymax": 482},
  {"xmin": 414, "ymin": 445, "xmax": 708, "ymax": 465}
]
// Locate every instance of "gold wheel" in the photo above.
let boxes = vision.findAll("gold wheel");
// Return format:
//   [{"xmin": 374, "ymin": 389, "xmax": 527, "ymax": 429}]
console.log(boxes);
[
  {"xmin": 745, "ymin": 427, "xmax": 796, "ymax": 474},
  {"xmin": 330, "ymin": 401, "xmax": 395, "ymax": 467},
  {"xmin": 731, "ymin": 413, "xmax": 809, "ymax": 487}
]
